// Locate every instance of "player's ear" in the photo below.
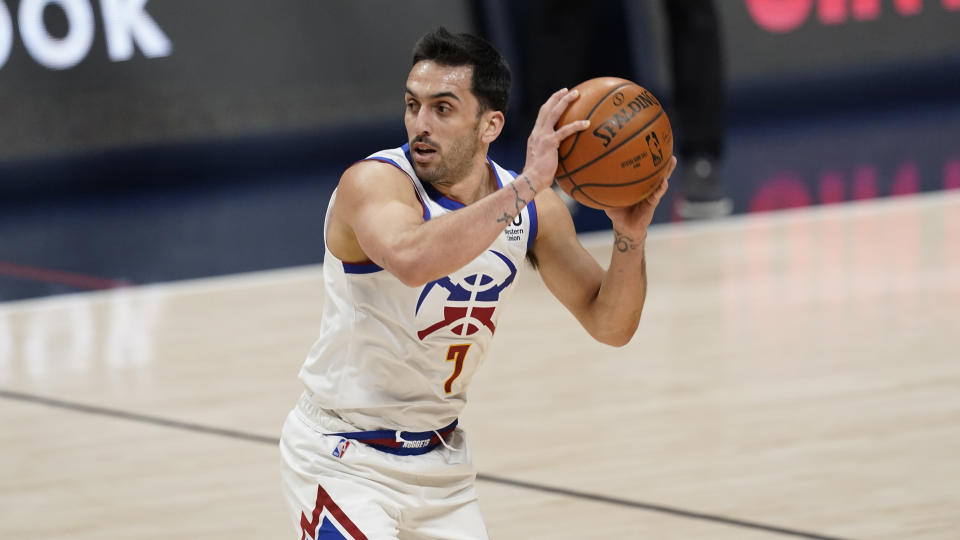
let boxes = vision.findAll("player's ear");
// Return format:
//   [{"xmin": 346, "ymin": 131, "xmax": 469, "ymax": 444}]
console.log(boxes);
[{"xmin": 479, "ymin": 110, "xmax": 504, "ymax": 144}]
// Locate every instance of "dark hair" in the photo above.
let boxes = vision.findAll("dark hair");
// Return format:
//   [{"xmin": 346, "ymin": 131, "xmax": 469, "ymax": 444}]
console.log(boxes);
[{"xmin": 412, "ymin": 27, "xmax": 511, "ymax": 114}]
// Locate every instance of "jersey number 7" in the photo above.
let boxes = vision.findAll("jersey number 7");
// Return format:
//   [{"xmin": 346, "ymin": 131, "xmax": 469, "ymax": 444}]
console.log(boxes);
[{"xmin": 444, "ymin": 344, "xmax": 471, "ymax": 394}]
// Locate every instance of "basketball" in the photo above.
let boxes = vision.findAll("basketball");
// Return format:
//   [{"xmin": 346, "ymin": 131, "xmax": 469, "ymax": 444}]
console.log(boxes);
[{"xmin": 555, "ymin": 77, "xmax": 673, "ymax": 209}]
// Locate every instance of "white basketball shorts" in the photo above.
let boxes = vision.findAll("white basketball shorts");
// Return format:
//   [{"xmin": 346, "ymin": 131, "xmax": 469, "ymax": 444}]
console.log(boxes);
[{"xmin": 279, "ymin": 393, "xmax": 489, "ymax": 539}]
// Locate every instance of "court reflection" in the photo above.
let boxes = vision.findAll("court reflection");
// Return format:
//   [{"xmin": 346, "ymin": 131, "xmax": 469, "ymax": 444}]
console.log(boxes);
[{"xmin": 0, "ymin": 289, "xmax": 163, "ymax": 384}]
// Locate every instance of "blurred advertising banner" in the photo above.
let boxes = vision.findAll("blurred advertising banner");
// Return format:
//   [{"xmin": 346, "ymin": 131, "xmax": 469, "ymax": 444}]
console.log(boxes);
[
  {"xmin": 629, "ymin": 0, "xmax": 960, "ymax": 113},
  {"xmin": 1, "ymin": 0, "xmax": 958, "ymax": 167},
  {"xmin": 724, "ymin": 0, "xmax": 960, "ymax": 95},
  {"xmin": 0, "ymin": 0, "xmax": 474, "ymax": 162}
]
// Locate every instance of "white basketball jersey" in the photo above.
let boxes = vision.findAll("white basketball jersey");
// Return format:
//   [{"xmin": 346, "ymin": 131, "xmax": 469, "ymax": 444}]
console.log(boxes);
[{"xmin": 298, "ymin": 145, "xmax": 538, "ymax": 431}]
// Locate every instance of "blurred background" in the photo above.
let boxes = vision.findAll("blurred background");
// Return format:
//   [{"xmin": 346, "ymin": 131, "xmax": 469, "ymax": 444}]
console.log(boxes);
[
  {"xmin": 2, "ymin": 3, "xmax": 960, "ymax": 539},
  {"xmin": 1, "ymin": 0, "xmax": 959, "ymax": 301}
]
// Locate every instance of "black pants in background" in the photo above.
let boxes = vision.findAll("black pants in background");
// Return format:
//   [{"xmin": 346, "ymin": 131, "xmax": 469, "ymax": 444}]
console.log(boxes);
[
  {"xmin": 513, "ymin": 0, "xmax": 724, "ymax": 161},
  {"xmin": 664, "ymin": 0, "xmax": 724, "ymax": 161}
]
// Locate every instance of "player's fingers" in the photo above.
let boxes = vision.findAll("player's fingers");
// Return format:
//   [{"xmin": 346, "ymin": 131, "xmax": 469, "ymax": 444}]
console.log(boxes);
[
  {"xmin": 546, "ymin": 89, "xmax": 581, "ymax": 127},
  {"xmin": 653, "ymin": 178, "xmax": 669, "ymax": 199},
  {"xmin": 553, "ymin": 119, "xmax": 590, "ymax": 142},
  {"xmin": 536, "ymin": 88, "xmax": 570, "ymax": 128},
  {"xmin": 645, "ymin": 178, "xmax": 669, "ymax": 206},
  {"xmin": 663, "ymin": 155, "xmax": 678, "ymax": 179}
]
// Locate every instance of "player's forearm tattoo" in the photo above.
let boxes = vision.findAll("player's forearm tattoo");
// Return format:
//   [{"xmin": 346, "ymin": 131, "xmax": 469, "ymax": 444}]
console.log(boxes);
[
  {"xmin": 496, "ymin": 183, "xmax": 528, "ymax": 224},
  {"xmin": 614, "ymin": 229, "xmax": 640, "ymax": 253},
  {"xmin": 521, "ymin": 174, "xmax": 537, "ymax": 195}
]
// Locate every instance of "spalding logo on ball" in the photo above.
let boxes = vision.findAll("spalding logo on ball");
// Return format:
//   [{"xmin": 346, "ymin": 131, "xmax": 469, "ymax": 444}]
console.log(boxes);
[{"xmin": 555, "ymin": 77, "xmax": 673, "ymax": 209}]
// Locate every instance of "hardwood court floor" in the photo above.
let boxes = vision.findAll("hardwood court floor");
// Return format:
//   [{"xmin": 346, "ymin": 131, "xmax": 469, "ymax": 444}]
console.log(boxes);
[{"xmin": 1, "ymin": 191, "xmax": 958, "ymax": 539}]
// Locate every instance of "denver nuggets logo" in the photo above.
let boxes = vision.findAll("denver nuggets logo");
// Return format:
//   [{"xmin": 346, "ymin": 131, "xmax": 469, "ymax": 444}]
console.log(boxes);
[{"xmin": 415, "ymin": 250, "xmax": 517, "ymax": 340}]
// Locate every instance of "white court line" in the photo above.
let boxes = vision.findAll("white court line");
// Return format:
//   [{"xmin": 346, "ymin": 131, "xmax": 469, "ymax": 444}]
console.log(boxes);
[
  {"xmin": 0, "ymin": 265, "xmax": 325, "ymax": 313},
  {"xmin": 3, "ymin": 190, "xmax": 958, "ymax": 312}
]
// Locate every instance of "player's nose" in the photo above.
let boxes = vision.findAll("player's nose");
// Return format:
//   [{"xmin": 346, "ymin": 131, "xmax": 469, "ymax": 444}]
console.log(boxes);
[{"xmin": 412, "ymin": 107, "xmax": 432, "ymax": 136}]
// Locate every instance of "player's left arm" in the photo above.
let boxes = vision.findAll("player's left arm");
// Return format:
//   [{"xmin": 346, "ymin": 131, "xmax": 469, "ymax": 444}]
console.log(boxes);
[{"xmin": 531, "ymin": 157, "xmax": 674, "ymax": 347}]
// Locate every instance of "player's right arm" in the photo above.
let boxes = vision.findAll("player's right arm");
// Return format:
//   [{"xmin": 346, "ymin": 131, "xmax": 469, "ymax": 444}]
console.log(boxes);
[
  {"xmin": 325, "ymin": 159, "xmax": 534, "ymax": 287},
  {"xmin": 327, "ymin": 89, "xmax": 588, "ymax": 288}
]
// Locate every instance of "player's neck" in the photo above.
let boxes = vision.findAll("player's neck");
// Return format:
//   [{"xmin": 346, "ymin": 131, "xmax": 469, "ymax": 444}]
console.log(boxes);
[{"xmin": 431, "ymin": 154, "xmax": 496, "ymax": 205}]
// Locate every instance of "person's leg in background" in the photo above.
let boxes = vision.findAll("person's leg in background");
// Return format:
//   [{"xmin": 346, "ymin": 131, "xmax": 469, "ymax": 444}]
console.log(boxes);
[
  {"xmin": 511, "ymin": 0, "xmax": 632, "ymax": 137},
  {"xmin": 663, "ymin": 0, "xmax": 733, "ymax": 219}
]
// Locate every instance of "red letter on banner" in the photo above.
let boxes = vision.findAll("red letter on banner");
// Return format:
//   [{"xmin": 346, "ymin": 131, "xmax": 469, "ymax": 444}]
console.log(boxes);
[{"xmin": 745, "ymin": 0, "xmax": 813, "ymax": 33}]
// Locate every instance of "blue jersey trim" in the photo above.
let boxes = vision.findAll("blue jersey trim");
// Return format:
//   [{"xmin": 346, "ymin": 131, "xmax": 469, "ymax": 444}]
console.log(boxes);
[
  {"xmin": 422, "ymin": 182, "xmax": 465, "ymax": 211},
  {"xmin": 402, "ymin": 144, "xmax": 465, "ymax": 212},
  {"xmin": 403, "ymin": 145, "xmax": 514, "ymax": 212},
  {"xmin": 527, "ymin": 198, "xmax": 539, "ymax": 252},
  {"xmin": 507, "ymin": 169, "xmax": 538, "ymax": 252},
  {"xmin": 342, "ymin": 261, "xmax": 384, "ymax": 274}
]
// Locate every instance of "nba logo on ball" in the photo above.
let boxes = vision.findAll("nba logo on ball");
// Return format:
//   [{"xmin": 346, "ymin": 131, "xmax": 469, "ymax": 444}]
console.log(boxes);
[
  {"xmin": 331, "ymin": 438, "xmax": 351, "ymax": 459},
  {"xmin": 555, "ymin": 77, "xmax": 673, "ymax": 209},
  {"xmin": 646, "ymin": 132, "xmax": 663, "ymax": 166}
]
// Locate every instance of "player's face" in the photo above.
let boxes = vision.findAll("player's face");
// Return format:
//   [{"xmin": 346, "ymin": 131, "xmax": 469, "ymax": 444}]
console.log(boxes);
[{"xmin": 404, "ymin": 61, "xmax": 484, "ymax": 184}]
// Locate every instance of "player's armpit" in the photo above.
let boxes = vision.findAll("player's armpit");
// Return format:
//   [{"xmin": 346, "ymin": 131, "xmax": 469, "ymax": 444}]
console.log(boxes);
[
  {"xmin": 530, "ymin": 190, "xmax": 610, "ymax": 335},
  {"xmin": 327, "ymin": 161, "xmax": 426, "ymax": 277}
]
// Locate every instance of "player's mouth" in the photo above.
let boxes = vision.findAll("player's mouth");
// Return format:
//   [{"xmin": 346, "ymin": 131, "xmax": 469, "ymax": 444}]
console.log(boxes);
[{"xmin": 412, "ymin": 142, "xmax": 438, "ymax": 164}]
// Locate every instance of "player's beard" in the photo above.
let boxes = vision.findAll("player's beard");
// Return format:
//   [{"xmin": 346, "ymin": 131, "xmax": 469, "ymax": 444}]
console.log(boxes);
[{"xmin": 413, "ymin": 119, "xmax": 481, "ymax": 185}]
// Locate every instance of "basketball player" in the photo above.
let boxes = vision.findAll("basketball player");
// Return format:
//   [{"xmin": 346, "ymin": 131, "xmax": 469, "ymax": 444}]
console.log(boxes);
[{"xmin": 280, "ymin": 27, "xmax": 674, "ymax": 539}]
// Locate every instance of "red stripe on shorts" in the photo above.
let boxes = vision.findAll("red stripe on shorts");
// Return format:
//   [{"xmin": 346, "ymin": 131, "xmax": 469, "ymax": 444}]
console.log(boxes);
[{"xmin": 300, "ymin": 483, "xmax": 368, "ymax": 540}]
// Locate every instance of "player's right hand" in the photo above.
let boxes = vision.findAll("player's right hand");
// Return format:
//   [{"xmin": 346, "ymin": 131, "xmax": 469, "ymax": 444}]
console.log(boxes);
[{"xmin": 522, "ymin": 88, "xmax": 590, "ymax": 193}]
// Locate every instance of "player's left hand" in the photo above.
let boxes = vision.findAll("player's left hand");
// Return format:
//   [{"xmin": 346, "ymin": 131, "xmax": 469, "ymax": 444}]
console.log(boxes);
[{"xmin": 604, "ymin": 156, "xmax": 676, "ymax": 236}]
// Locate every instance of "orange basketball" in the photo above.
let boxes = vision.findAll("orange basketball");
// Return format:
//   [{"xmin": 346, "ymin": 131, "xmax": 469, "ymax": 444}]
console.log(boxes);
[{"xmin": 555, "ymin": 77, "xmax": 673, "ymax": 209}]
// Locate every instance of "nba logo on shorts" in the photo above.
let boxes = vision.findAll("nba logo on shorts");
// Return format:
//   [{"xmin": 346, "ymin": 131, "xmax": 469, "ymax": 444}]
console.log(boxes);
[{"xmin": 331, "ymin": 438, "xmax": 350, "ymax": 459}]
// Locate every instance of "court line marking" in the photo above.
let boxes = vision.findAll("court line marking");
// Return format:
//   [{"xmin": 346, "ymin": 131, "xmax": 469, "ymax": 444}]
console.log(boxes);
[
  {"xmin": 0, "ymin": 261, "xmax": 131, "ymax": 290},
  {"xmin": 0, "ymin": 388, "xmax": 853, "ymax": 540},
  {"xmin": 0, "ymin": 388, "xmax": 276, "ymax": 445},
  {"xmin": 476, "ymin": 473, "xmax": 850, "ymax": 540}
]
